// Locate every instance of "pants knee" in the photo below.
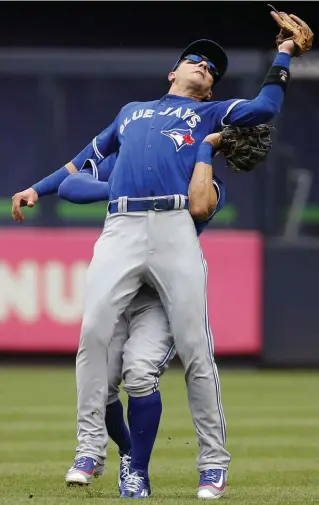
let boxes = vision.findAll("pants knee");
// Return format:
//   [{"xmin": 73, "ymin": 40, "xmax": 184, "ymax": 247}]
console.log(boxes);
[
  {"xmin": 124, "ymin": 368, "xmax": 159, "ymax": 397},
  {"xmin": 80, "ymin": 305, "xmax": 117, "ymax": 348}
]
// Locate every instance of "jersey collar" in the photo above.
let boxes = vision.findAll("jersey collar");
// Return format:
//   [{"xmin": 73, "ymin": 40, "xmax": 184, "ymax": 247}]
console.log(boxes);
[{"xmin": 161, "ymin": 93, "xmax": 200, "ymax": 102}]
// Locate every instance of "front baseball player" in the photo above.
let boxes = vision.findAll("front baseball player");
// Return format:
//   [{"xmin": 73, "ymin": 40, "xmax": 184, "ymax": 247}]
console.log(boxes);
[
  {"xmin": 58, "ymin": 123, "xmax": 271, "ymax": 498},
  {"xmin": 59, "ymin": 137, "xmax": 227, "ymax": 498}
]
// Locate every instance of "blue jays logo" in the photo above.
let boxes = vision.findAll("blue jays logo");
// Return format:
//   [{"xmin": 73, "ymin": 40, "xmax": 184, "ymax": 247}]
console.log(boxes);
[{"xmin": 161, "ymin": 128, "xmax": 195, "ymax": 152}]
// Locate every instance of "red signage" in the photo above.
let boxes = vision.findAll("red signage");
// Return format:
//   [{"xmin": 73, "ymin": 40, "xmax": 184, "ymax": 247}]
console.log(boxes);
[{"xmin": 0, "ymin": 229, "xmax": 262, "ymax": 354}]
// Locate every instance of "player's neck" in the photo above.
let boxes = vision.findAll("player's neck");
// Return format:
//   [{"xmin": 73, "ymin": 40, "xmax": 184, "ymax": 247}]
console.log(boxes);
[{"xmin": 168, "ymin": 83, "xmax": 203, "ymax": 102}]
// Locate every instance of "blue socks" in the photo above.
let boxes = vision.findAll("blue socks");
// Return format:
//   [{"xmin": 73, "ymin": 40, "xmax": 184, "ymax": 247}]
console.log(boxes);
[
  {"xmin": 105, "ymin": 392, "xmax": 163, "ymax": 476},
  {"xmin": 127, "ymin": 391, "xmax": 162, "ymax": 475},
  {"xmin": 105, "ymin": 399, "xmax": 131, "ymax": 456}
]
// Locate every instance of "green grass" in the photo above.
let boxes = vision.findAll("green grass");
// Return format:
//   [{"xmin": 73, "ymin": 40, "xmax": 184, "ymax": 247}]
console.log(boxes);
[{"xmin": 0, "ymin": 367, "xmax": 317, "ymax": 504}]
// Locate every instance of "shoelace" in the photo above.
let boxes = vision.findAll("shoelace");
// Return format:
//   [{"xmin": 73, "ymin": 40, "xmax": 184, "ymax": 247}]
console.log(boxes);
[
  {"xmin": 123, "ymin": 472, "xmax": 143, "ymax": 493},
  {"xmin": 203, "ymin": 470, "xmax": 219, "ymax": 482},
  {"xmin": 120, "ymin": 455, "xmax": 131, "ymax": 478},
  {"xmin": 74, "ymin": 457, "xmax": 90, "ymax": 469}
]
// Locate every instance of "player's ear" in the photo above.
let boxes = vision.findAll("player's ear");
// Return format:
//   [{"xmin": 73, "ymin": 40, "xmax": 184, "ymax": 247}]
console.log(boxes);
[
  {"xmin": 168, "ymin": 71, "xmax": 176, "ymax": 83},
  {"xmin": 206, "ymin": 90, "xmax": 213, "ymax": 100}
]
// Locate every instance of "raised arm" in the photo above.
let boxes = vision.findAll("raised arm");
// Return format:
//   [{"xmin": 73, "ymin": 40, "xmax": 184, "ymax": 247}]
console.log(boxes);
[
  {"xmin": 217, "ymin": 8, "xmax": 313, "ymax": 128},
  {"xmin": 219, "ymin": 45, "xmax": 293, "ymax": 129}
]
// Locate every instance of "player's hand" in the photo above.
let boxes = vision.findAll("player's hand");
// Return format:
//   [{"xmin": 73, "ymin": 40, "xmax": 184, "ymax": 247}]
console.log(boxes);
[
  {"xmin": 203, "ymin": 132, "xmax": 222, "ymax": 149},
  {"xmin": 11, "ymin": 187, "xmax": 39, "ymax": 222}
]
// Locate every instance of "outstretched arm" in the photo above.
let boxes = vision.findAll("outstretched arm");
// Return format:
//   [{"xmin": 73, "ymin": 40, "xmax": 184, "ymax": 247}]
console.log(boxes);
[
  {"xmin": 217, "ymin": 6, "xmax": 314, "ymax": 129},
  {"xmin": 58, "ymin": 154, "xmax": 118, "ymax": 204},
  {"xmin": 11, "ymin": 118, "xmax": 119, "ymax": 221},
  {"xmin": 58, "ymin": 171, "xmax": 110, "ymax": 204}
]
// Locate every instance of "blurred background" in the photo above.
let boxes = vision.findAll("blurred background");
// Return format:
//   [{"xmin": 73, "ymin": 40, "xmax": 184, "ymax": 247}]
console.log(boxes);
[
  {"xmin": 0, "ymin": 3, "xmax": 318, "ymax": 503},
  {"xmin": 0, "ymin": 0, "xmax": 319, "ymax": 368}
]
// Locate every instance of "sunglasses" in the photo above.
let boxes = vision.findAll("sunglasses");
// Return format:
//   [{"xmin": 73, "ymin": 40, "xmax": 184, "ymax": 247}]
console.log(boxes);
[{"xmin": 184, "ymin": 54, "xmax": 219, "ymax": 79}]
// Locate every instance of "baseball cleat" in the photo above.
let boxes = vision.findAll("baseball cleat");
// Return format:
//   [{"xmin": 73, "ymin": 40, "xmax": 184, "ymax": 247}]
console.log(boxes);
[
  {"xmin": 65, "ymin": 456, "xmax": 104, "ymax": 486},
  {"xmin": 118, "ymin": 453, "xmax": 131, "ymax": 491},
  {"xmin": 120, "ymin": 469, "xmax": 151, "ymax": 498},
  {"xmin": 197, "ymin": 469, "xmax": 226, "ymax": 499}
]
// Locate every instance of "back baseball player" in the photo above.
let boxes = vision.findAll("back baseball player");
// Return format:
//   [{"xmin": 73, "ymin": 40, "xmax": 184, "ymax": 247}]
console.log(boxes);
[{"xmin": 11, "ymin": 11, "xmax": 313, "ymax": 499}]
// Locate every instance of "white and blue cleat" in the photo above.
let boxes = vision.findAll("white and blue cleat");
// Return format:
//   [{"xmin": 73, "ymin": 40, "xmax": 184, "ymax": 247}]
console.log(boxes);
[
  {"xmin": 197, "ymin": 469, "xmax": 227, "ymax": 499},
  {"xmin": 65, "ymin": 456, "xmax": 104, "ymax": 486},
  {"xmin": 120, "ymin": 469, "xmax": 151, "ymax": 498}
]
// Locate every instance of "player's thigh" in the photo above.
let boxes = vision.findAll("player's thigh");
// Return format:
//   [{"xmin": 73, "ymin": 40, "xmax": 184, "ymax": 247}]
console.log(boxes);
[
  {"xmin": 149, "ymin": 211, "xmax": 210, "ymax": 360},
  {"xmin": 81, "ymin": 215, "xmax": 146, "ymax": 343},
  {"xmin": 107, "ymin": 314, "xmax": 129, "ymax": 402},
  {"xmin": 150, "ymin": 212, "xmax": 206, "ymax": 314},
  {"xmin": 123, "ymin": 291, "xmax": 174, "ymax": 392}
]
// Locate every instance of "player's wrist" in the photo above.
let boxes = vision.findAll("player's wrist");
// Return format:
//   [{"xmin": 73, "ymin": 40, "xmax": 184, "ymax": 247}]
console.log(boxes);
[
  {"xmin": 196, "ymin": 142, "xmax": 216, "ymax": 165},
  {"xmin": 278, "ymin": 44, "xmax": 295, "ymax": 56},
  {"xmin": 203, "ymin": 132, "xmax": 221, "ymax": 148},
  {"xmin": 29, "ymin": 187, "xmax": 39, "ymax": 199}
]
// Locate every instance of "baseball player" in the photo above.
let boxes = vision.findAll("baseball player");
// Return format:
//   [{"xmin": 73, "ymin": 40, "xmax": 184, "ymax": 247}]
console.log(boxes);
[
  {"xmin": 11, "ymin": 13, "xmax": 312, "ymax": 499},
  {"xmin": 58, "ymin": 137, "xmax": 226, "ymax": 495},
  {"xmin": 58, "ymin": 121, "xmax": 273, "ymax": 499}
]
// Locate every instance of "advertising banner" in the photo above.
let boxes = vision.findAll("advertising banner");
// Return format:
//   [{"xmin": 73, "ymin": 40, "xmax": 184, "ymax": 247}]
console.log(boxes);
[{"xmin": 0, "ymin": 229, "xmax": 262, "ymax": 354}]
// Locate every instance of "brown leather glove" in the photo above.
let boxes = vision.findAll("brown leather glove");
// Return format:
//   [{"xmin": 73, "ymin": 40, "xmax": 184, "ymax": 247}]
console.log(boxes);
[{"xmin": 268, "ymin": 4, "xmax": 314, "ymax": 56}]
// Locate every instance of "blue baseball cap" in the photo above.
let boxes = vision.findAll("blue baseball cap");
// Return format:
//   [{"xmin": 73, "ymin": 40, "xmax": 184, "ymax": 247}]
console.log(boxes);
[{"xmin": 173, "ymin": 39, "xmax": 228, "ymax": 85}]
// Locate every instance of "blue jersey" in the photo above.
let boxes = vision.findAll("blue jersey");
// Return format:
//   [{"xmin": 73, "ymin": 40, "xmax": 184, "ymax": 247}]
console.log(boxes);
[
  {"xmin": 72, "ymin": 93, "xmax": 282, "ymax": 201},
  {"xmin": 31, "ymin": 51, "xmax": 289, "ymax": 208},
  {"xmin": 70, "ymin": 53, "xmax": 288, "ymax": 200},
  {"xmin": 73, "ymin": 96, "xmax": 245, "ymax": 199},
  {"xmin": 80, "ymin": 154, "xmax": 226, "ymax": 237}
]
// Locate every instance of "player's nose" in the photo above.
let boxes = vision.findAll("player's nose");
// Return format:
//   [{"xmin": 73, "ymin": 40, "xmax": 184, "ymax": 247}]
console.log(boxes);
[
  {"xmin": 197, "ymin": 61, "xmax": 208, "ymax": 71},
  {"xmin": 197, "ymin": 60, "xmax": 208, "ymax": 72}
]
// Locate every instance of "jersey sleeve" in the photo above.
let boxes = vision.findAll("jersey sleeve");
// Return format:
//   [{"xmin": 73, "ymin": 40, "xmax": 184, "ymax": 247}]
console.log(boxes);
[
  {"xmin": 212, "ymin": 99, "xmax": 248, "ymax": 131},
  {"xmin": 79, "ymin": 152, "xmax": 118, "ymax": 182},
  {"xmin": 212, "ymin": 53, "xmax": 291, "ymax": 129},
  {"xmin": 71, "ymin": 115, "xmax": 120, "ymax": 170},
  {"xmin": 194, "ymin": 174, "xmax": 226, "ymax": 236},
  {"xmin": 79, "ymin": 159, "xmax": 99, "ymax": 179}
]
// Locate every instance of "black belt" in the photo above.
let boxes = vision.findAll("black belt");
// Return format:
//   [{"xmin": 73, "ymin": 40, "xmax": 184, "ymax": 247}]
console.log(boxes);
[{"xmin": 108, "ymin": 196, "xmax": 189, "ymax": 214}]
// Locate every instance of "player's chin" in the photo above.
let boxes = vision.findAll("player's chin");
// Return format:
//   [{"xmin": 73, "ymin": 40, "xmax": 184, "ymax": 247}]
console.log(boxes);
[{"xmin": 188, "ymin": 78, "xmax": 207, "ymax": 94}]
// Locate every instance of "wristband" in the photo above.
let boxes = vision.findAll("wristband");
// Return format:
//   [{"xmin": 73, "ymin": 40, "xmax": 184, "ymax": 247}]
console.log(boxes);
[
  {"xmin": 261, "ymin": 53, "xmax": 291, "ymax": 95},
  {"xmin": 196, "ymin": 142, "xmax": 216, "ymax": 165},
  {"xmin": 32, "ymin": 166, "xmax": 70, "ymax": 197}
]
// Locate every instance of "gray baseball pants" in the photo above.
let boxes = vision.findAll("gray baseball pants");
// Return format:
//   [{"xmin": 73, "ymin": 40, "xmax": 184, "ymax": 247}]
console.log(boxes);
[
  {"xmin": 106, "ymin": 284, "xmax": 175, "ymax": 405},
  {"xmin": 76, "ymin": 209, "xmax": 230, "ymax": 471}
]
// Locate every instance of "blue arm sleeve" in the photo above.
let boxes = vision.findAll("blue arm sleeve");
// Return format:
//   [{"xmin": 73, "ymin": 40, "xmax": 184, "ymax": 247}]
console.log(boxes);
[
  {"xmin": 71, "ymin": 117, "xmax": 119, "ymax": 170},
  {"xmin": 32, "ymin": 166, "xmax": 70, "ymax": 197},
  {"xmin": 58, "ymin": 172, "xmax": 110, "ymax": 204},
  {"xmin": 194, "ymin": 175, "xmax": 226, "ymax": 236},
  {"xmin": 219, "ymin": 52, "xmax": 291, "ymax": 128}
]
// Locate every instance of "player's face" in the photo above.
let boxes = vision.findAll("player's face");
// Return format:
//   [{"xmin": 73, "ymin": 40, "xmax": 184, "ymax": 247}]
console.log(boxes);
[{"xmin": 169, "ymin": 55, "xmax": 215, "ymax": 99}]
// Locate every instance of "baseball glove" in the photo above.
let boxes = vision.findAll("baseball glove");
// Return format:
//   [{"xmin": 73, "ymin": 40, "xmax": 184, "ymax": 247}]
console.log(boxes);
[
  {"xmin": 268, "ymin": 4, "xmax": 314, "ymax": 56},
  {"xmin": 219, "ymin": 124, "xmax": 274, "ymax": 172}
]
